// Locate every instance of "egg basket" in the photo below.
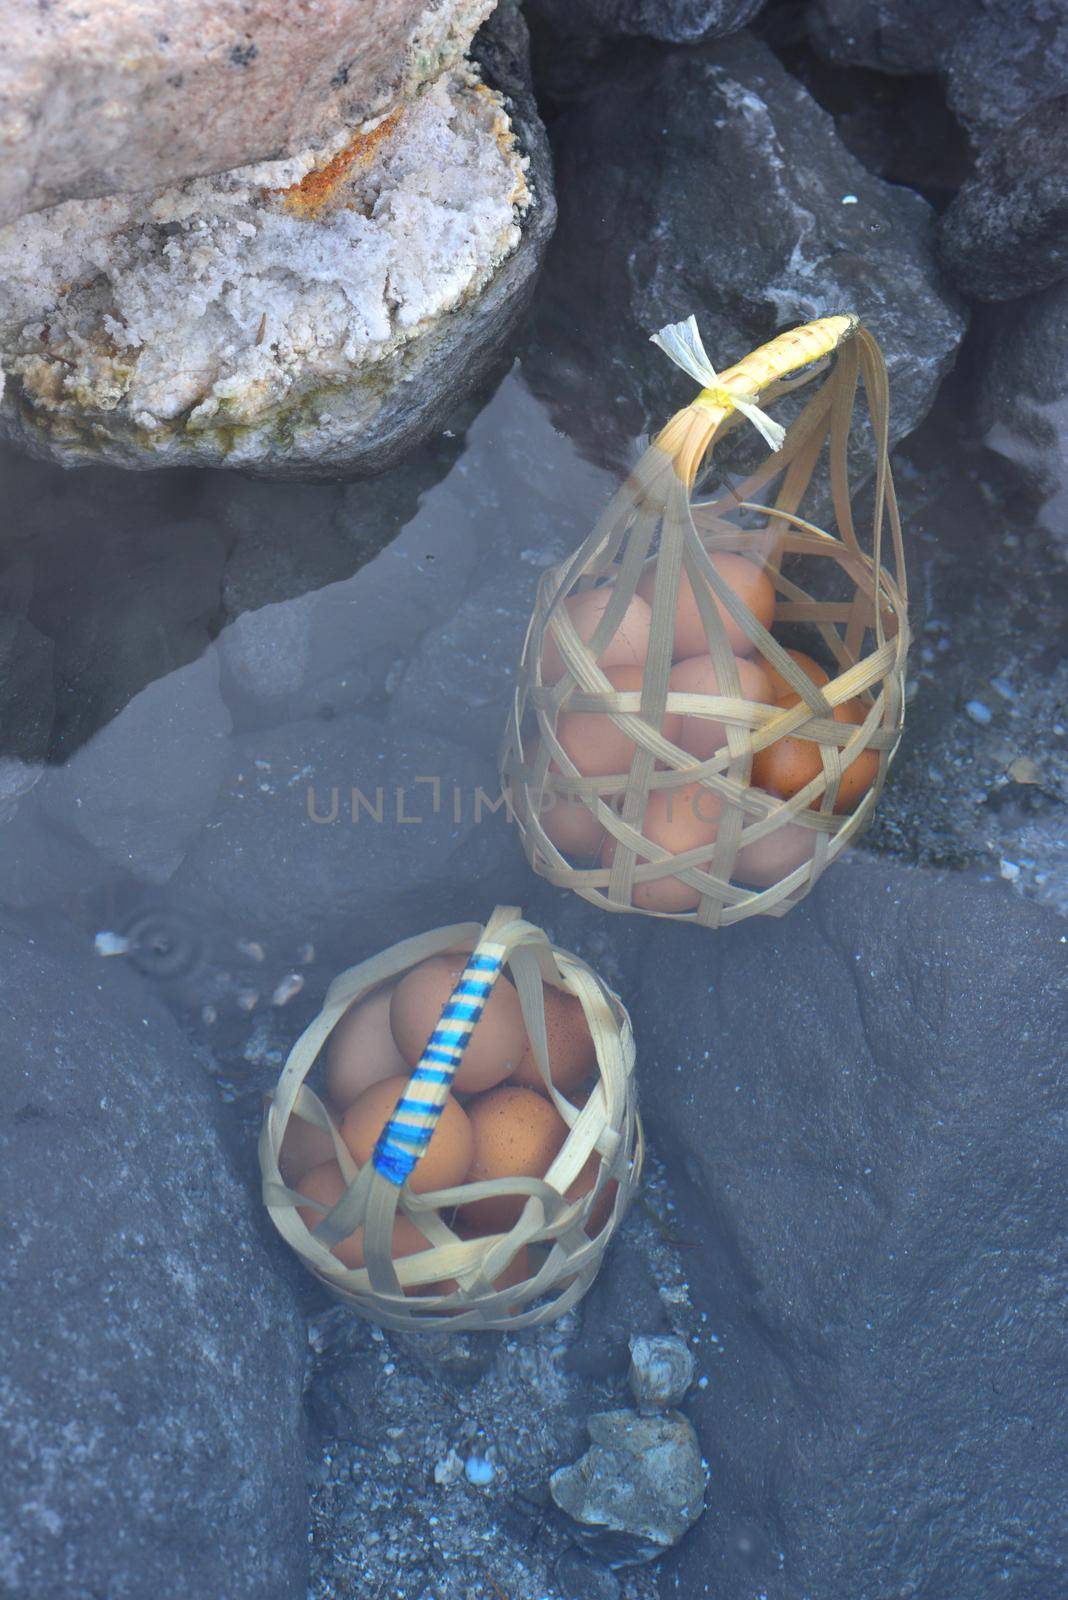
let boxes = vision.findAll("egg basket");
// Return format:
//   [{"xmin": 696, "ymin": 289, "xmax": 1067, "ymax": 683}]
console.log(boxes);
[
  {"xmin": 500, "ymin": 314, "xmax": 909, "ymax": 926},
  {"xmin": 259, "ymin": 906, "xmax": 642, "ymax": 1331}
]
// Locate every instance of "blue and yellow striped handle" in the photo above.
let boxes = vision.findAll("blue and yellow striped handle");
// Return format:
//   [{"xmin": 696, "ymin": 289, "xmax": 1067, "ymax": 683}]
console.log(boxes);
[{"xmin": 371, "ymin": 936, "xmax": 510, "ymax": 1187}]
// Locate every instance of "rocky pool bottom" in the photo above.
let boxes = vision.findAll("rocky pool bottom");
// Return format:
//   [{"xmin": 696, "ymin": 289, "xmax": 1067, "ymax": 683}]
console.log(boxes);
[{"xmin": 1, "ymin": 266, "xmax": 1066, "ymax": 1600}]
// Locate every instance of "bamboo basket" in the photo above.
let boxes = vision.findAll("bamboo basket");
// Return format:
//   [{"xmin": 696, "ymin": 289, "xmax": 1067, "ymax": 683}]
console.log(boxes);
[
  {"xmin": 260, "ymin": 906, "xmax": 642, "ymax": 1331},
  {"xmin": 501, "ymin": 313, "xmax": 909, "ymax": 926}
]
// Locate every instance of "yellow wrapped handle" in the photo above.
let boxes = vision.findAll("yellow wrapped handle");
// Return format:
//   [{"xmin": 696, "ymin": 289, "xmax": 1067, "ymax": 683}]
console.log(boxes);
[{"xmin": 654, "ymin": 312, "xmax": 860, "ymax": 486}]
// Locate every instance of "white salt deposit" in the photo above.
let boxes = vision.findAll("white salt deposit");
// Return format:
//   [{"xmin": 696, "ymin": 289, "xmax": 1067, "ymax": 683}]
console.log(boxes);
[{"xmin": 0, "ymin": 69, "xmax": 528, "ymax": 440}]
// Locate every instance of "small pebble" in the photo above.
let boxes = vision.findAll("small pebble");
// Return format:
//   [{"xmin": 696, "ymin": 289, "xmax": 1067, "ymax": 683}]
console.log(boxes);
[
  {"xmin": 464, "ymin": 1454, "xmax": 495, "ymax": 1487},
  {"xmin": 628, "ymin": 1334, "xmax": 696, "ymax": 1411},
  {"xmin": 965, "ymin": 699, "xmax": 992, "ymax": 725},
  {"xmin": 271, "ymin": 971, "xmax": 305, "ymax": 1006}
]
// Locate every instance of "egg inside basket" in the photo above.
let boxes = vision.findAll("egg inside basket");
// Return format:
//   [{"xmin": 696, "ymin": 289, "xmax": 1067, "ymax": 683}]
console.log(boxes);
[
  {"xmin": 260, "ymin": 906, "xmax": 642, "ymax": 1331},
  {"xmin": 501, "ymin": 314, "xmax": 909, "ymax": 925}
]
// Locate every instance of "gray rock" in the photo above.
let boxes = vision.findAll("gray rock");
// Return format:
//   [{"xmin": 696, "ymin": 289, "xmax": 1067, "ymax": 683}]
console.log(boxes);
[
  {"xmin": 0, "ymin": 3, "xmax": 555, "ymax": 482},
  {"xmin": 938, "ymin": 95, "xmax": 1068, "ymax": 301},
  {"xmin": 807, "ymin": 0, "xmax": 1068, "ymax": 142},
  {"xmin": 526, "ymin": 32, "xmax": 965, "ymax": 480},
  {"xmin": 0, "ymin": 913, "xmax": 308, "ymax": 1599},
  {"xmin": 977, "ymin": 280, "xmax": 1068, "ymax": 547},
  {"xmin": 628, "ymin": 1335, "xmax": 695, "ymax": 1411},
  {"xmin": 40, "ymin": 647, "xmax": 232, "ymax": 883},
  {"xmin": 527, "ymin": 0, "xmax": 765, "ymax": 44},
  {"xmin": 633, "ymin": 859, "xmax": 1068, "ymax": 1599},
  {"xmin": 550, "ymin": 1409, "xmax": 708, "ymax": 1566},
  {"xmin": 0, "ymin": 0, "xmax": 493, "ymax": 225}
]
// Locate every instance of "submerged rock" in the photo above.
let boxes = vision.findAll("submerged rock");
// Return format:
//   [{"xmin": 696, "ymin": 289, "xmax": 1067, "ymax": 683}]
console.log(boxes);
[
  {"xmin": 937, "ymin": 95, "xmax": 1068, "ymax": 301},
  {"xmin": 633, "ymin": 859, "xmax": 1068, "ymax": 1599},
  {"xmin": 977, "ymin": 280, "xmax": 1068, "ymax": 546},
  {"xmin": 550, "ymin": 1409, "xmax": 708, "ymax": 1566},
  {"xmin": 0, "ymin": 914, "xmax": 308, "ymax": 1598},
  {"xmin": 0, "ymin": 0, "xmax": 495, "ymax": 225},
  {"xmin": 628, "ymin": 1334, "xmax": 696, "ymax": 1412},
  {"xmin": 0, "ymin": 5, "xmax": 555, "ymax": 479},
  {"xmin": 526, "ymin": 31, "xmax": 965, "ymax": 478}
]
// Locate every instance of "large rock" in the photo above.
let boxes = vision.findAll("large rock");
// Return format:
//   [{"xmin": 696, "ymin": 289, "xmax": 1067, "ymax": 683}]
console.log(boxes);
[
  {"xmin": 525, "ymin": 31, "xmax": 965, "ymax": 478},
  {"xmin": 0, "ymin": 0, "xmax": 494, "ymax": 225},
  {"xmin": 977, "ymin": 281, "xmax": 1068, "ymax": 546},
  {"xmin": 550, "ymin": 1409, "xmax": 708, "ymax": 1566},
  {"xmin": 0, "ymin": 913, "xmax": 308, "ymax": 1599},
  {"xmin": 807, "ymin": 0, "xmax": 1068, "ymax": 142},
  {"xmin": 0, "ymin": 4, "xmax": 556, "ymax": 479},
  {"xmin": 937, "ymin": 94, "xmax": 1068, "ymax": 301},
  {"xmin": 633, "ymin": 859, "xmax": 1068, "ymax": 1599},
  {"xmin": 526, "ymin": 0, "xmax": 765, "ymax": 43}
]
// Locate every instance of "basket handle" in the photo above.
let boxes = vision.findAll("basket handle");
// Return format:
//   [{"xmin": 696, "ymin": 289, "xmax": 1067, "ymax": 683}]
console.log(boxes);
[
  {"xmin": 653, "ymin": 312, "xmax": 860, "ymax": 488},
  {"xmin": 371, "ymin": 904, "xmax": 528, "ymax": 1187}
]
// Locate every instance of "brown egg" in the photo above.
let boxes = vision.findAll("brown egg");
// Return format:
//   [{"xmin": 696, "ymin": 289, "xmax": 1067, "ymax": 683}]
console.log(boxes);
[
  {"xmin": 733, "ymin": 816, "xmax": 820, "ymax": 887},
  {"xmin": 520, "ymin": 738, "xmax": 608, "ymax": 860},
  {"xmin": 763, "ymin": 648, "xmax": 830, "ymax": 701},
  {"xmin": 752, "ymin": 696, "xmax": 878, "ymax": 812},
  {"xmin": 278, "ymin": 1108, "xmax": 339, "ymax": 1185},
  {"xmin": 750, "ymin": 724, "xmax": 823, "ymax": 800},
  {"xmin": 554, "ymin": 663, "xmax": 682, "ymax": 777},
  {"xmin": 340, "ymin": 1074, "xmax": 474, "ymax": 1195},
  {"xmin": 295, "ymin": 1161, "xmax": 430, "ymax": 1272},
  {"xmin": 325, "ymin": 986, "xmax": 409, "ymax": 1113},
  {"xmin": 601, "ymin": 780, "xmax": 721, "ymax": 912},
  {"xmin": 428, "ymin": 1239, "xmax": 531, "ymax": 1298},
  {"xmin": 541, "ymin": 587, "xmax": 652, "ymax": 685},
  {"xmin": 637, "ymin": 552, "xmax": 775, "ymax": 659},
  {"xmin": 829, "ymin": 698, "xmax": 880, "ymax": 812},
  {"xmin": 670, "ymin": 653, "xmax": 775, "ymax": 761},
  {"xmin": 541, "ymin": 793, "xmax": 607, "ymax": 859},
  {"xmin": 566, "ymin": 1152, "xmax": 618, "ymax": 1237},
  {"xmin": 459, "ymin": 1085, "xmax": 569, "ymax": 1233},
  {"xmin": 510, "ymin": 982, "xmax": 597, "ymax": 1095},
  {"xmin": 390, "ymin": 955, "xmax": 527, "ymax": 1092}
]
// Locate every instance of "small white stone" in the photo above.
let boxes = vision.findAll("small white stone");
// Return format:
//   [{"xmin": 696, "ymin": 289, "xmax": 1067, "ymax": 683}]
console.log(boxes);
[{"xmin": 464, "ymin": 1454, "xmax": 495, "ymax": 1487}]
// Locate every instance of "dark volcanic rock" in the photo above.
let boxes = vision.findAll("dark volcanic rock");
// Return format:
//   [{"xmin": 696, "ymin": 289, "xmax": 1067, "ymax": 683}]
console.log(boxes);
[
  {"xmin": 808, "ymin": 0, "xmax": 1068, "ymax": 142},
  {"xmin": 938, "ymin": 95, "xmax": 1068, "ymax": 301},
  {"xmin": 526, "ymin": 31, "xmax": 965, "ymax": 478},
  {"xmin": 526, "ymin": 0, "xmax": 765, "ymax": 44},
  {"xmin": 0, "ymin": 915, "xmax": 308, "ymax": 1600},
  {"xmin": 977, "ymin": 281, "xmax": 1068, "ymax": 545},
  {"xmin": 633, "ymin": 859, "xmax": 1068, "ymax": 1600}
]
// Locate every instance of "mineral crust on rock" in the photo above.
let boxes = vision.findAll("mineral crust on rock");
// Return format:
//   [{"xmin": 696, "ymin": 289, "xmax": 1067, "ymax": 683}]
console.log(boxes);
[{"xmin": 0, "ymin": 47, "xmax": 551, "ymax": 477}]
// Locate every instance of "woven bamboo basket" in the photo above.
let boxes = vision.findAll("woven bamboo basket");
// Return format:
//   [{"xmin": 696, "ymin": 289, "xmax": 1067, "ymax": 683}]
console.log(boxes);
[
  {"xmin": 260, "ymin": 906, "xmax": 642, "ymax": 1331},
  {"xmin": 501, "ymin": 313, "xmax": 909, "ymax": 926}
]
